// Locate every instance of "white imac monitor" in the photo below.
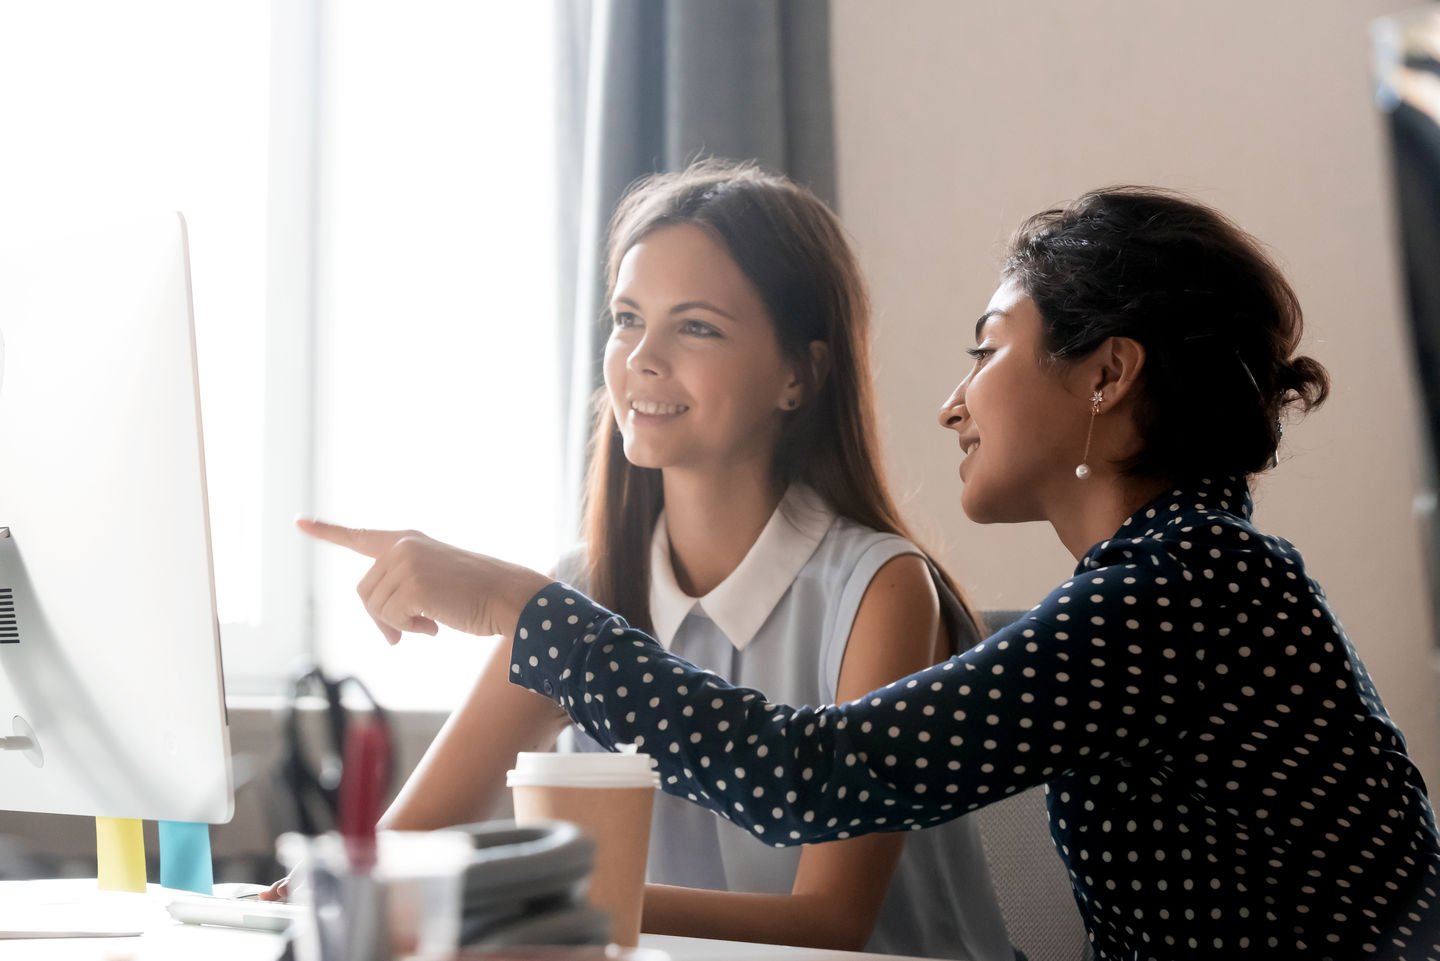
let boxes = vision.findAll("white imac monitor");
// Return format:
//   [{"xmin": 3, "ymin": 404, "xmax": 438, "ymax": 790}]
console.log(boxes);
[{"xmin": 0, "ymin": 213, "xmax": 233, "ymax": 823}]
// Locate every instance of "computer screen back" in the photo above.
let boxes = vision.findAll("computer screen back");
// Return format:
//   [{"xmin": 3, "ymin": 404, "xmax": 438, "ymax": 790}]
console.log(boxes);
[{"xmin": 0, "ymin": 213, "xmax": 233, "ymax": 822}]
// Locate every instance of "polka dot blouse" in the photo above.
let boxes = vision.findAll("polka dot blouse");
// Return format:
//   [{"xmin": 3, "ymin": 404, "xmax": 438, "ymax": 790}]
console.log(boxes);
[{"xmin": 510, "ymin": 478, "xmax": 1440, "ymax": 959}]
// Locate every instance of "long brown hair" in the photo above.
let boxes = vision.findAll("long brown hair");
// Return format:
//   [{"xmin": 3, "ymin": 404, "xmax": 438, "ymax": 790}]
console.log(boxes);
[{"xmin": 581, "ymin": 159, "xmax": 980, "ymax": 646}]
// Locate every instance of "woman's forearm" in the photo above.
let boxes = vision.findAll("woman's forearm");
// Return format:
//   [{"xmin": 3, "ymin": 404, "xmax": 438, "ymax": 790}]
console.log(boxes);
[
  {"xmin": 381, "ymin": 641, "xmax": 570, "ymax": 830},
  {"xmin": 641, "ymin": 884, "xmax": 875, "ymax": 951}
]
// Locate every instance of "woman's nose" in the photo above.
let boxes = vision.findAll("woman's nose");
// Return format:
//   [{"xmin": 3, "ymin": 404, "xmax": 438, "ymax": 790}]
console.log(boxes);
[
  {"xmin": 938, "ymin": 381, "xmax": 966, "ymax": 430},
  {"xmin": 626, "ymin": 333, "xmax": 665, "ymax": 376}
]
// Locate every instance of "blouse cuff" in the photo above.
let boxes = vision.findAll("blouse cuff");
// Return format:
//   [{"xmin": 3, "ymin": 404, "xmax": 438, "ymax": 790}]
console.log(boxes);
[{"xmin": 508, "ymin": 580, "xmax": 631, "ymax": 743}]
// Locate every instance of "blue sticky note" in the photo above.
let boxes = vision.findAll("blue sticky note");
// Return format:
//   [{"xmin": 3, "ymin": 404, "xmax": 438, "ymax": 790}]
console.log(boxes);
[{"xmin": 158, "ymin": 820, "xmax": 214, "ymax": 894}]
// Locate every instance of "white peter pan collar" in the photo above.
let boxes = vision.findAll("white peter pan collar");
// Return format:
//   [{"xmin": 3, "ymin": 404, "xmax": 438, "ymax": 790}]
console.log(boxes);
[{"xmin": 648, "ymin": 485, "xmax": 836, "ymax": 651}]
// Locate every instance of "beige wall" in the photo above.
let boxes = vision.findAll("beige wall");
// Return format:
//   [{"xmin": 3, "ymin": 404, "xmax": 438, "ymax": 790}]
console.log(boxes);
[{"xmin": 832, "ymin": 0, "xmax": 1440, "ymax": 789}]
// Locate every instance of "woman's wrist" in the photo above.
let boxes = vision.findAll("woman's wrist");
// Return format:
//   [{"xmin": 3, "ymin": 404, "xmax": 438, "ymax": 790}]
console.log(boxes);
[{"xmin": 490, "ymin": 563, "xmax": 554, "ymax": 638}]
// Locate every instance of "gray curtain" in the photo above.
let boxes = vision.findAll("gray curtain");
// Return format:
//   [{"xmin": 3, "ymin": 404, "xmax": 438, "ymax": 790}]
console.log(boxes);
[{"xmin": 554, "ymin": 0, "xmax": 836, "ymax": 538}]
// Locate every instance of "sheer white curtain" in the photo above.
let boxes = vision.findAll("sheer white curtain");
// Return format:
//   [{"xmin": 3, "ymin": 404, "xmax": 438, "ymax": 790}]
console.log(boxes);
[{"xmin": 0, "ymin": 2, "xmax": 563, "ymax": 708}]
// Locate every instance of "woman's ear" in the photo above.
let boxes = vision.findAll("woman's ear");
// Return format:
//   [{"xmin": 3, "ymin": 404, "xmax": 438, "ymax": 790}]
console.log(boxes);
[
  {"xmin": 1085, "ymin": 336, "xmax": 1145, "ymax": 405},
  {"xmin": 779, "ymin": 341, "xmax": 831, "ymax": 410}
]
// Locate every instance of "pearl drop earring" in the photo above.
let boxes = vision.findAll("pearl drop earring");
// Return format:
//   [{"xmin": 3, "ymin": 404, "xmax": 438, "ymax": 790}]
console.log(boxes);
[{"xmin": 1075, "ymin": 390, "xmax": 1103, "ymax": 480}]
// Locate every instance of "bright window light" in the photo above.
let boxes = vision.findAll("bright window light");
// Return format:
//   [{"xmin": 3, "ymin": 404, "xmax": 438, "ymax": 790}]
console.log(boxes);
[
  {"xmin": 311, "ymin": 1, "xmax": 560, "ymax": 707},
  {"xmin": 0, "ymin": 2, "xmax": 562, "ymax": 708},
  {"xmin": 0, "ymin": 3, "xmax": 271, "ymax": 628}
]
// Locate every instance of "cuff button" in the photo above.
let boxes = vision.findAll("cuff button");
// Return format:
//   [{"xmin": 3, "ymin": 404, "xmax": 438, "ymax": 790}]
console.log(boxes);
[{"xmin": 542, "ymin": 678, "xmax": 555, "ymax": 697}]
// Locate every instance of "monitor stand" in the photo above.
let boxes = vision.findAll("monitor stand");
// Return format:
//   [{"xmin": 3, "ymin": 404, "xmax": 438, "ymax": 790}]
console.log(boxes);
[{"xmin": 0, "ymin": 737, "xmax": 215, "ymax": 894}]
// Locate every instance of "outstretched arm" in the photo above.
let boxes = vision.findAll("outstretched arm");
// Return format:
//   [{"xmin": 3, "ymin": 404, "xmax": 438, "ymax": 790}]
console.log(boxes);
[
  {"xmin": 286, "ymin": 518, "xmax": 1175, "ymax": 845},
  {"xmin": 511, "ymin": 562, "xmax": 1176, "ymax": 844}
]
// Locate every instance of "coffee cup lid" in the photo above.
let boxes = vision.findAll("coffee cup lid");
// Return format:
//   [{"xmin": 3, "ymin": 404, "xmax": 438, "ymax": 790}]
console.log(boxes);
[{"xmin": 506, "ymin": 747, "xmax": 660, "ymax": 788}]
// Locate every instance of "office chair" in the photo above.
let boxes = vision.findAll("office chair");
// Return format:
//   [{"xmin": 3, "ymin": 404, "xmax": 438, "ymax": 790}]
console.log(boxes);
[{"xmin": 974, "ymin": 611, "xmax": 1093, "ymax": 961}]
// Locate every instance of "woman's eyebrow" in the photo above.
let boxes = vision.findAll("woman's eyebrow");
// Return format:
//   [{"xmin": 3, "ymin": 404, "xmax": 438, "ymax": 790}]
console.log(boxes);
[
  {"xmin": 611, "ymin": 296, "xmax": 738, "ymax": 322},
  {"xmin": 974, "ymin": 309, "xmax": 1005, "ymax": 342},
  {"xmin": 669, "ymin": 300, "xmax": 737, "ymax": 321}
]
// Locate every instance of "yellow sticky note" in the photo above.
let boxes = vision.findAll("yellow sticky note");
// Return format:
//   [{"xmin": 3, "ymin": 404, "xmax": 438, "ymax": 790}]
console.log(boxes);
[{"xmin": 95, "ymin": 817, "xmax": 146, "ymax": 892}]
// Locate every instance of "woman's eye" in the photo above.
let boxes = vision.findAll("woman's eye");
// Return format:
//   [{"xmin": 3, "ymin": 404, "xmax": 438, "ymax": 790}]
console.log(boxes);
[
  {"xmin": 680, "ymin": 319, "xmax": 721, "ymax": 337},
  {"xmin": 966, "ymin": 347, "xmax": 994, "ymax": 363},
  {"xmin": 612, "ymin": 311, "xmax": 641, "ymax": 329}
]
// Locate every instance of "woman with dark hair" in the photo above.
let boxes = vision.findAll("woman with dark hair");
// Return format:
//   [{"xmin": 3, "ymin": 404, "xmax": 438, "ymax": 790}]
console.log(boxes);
[
  {"xmin": 281, "ymin": 161, "xmax": 1013, "ymax": 959},
  {"xmin": 307, "ymin": 186, "xmax": 1440, "ymax": 959}
]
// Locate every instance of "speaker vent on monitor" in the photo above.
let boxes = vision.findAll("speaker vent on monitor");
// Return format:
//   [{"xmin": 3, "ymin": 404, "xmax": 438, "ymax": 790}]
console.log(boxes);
[{"xmin": 0, "ymin": 588, "xmax": 17, "ymax": 643}]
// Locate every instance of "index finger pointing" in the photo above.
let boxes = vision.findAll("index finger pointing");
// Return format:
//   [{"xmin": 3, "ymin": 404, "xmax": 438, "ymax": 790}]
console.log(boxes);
[{"xmin": 295, "ymin": 517, "xmax": 404, "ymax": 559}]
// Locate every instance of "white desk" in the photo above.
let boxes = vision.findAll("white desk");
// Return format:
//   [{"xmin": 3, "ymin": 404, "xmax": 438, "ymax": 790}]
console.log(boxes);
[
  {"xmin": 641, "ymin": 933, "xmax": 937, "ymax": 960},
  {"xmin": 0, "ymin": 881, "xmax": 937, "ymax": 961},
  {"xmin": 0, "ymin": 880, "xmax": 285, "ymax": 960},
  {"xmin": 0, "ymin": 881, "xmax": 286, "ymax": 961}
]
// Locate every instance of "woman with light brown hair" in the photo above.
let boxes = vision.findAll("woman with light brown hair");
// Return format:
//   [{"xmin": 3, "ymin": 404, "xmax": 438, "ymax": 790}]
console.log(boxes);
[{"xmin": 285, "ymin": 160, "xmax": 1014, "ymax": 959}]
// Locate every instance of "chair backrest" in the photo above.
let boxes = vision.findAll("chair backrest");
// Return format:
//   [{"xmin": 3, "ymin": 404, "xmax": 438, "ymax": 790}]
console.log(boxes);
[{"xmin": 974, "ymin": 611, "xmax": 1092, "ymax": 961}]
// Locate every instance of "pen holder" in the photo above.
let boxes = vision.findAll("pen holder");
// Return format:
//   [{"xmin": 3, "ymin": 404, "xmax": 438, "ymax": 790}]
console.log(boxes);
[{"xmin": 279, "ymin": 830, "xmax": 474, "ymax": 961}]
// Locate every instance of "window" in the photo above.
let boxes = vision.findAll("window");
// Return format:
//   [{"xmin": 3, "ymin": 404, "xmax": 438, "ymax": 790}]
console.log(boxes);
[
  {"xmin": 310, "ymin": 1, "xmax": 561, "ymax": 707},
  {"xmin": 0, "ymin": 2, "xmax": 274, "ymax": 662},
  {"xmin": 0, "ymin": 2, "xmax": 562, "ymax": 708}
]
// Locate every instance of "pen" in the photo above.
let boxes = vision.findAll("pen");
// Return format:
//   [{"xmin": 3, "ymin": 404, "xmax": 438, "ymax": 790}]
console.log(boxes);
[
  {"xmin": 338, "ymin": 716, "xmax": 391, "ymax": 871},
  {"xmin": 334, "ymin": 716, "xmax": 392, "ymax": 960}
]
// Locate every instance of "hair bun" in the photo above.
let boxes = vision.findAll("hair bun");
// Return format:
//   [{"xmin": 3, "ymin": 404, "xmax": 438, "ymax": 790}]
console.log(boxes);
[{"xmin": 1276, "ymin": 354, "xmax": 1330, "ymax": 414}]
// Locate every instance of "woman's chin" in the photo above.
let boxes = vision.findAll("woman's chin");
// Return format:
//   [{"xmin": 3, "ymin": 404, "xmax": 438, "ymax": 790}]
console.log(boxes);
[
  {"xmin": 961, "ymin": 508, "xmax": 1000, "ymax": 526},
  {"xmin": 618, "ymin": 438, "xmax": 664, "ymax": 470},
  {"xmin": 959, "ymin": 482, "xmax": 1028, "ymax": 526},
  {"xmin": 958, "ymin": 484, "xmax": 995, "ymax": 525}
]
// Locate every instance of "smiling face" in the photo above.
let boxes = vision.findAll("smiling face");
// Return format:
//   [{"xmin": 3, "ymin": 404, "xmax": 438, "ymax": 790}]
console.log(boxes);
[
  {"xmin": 938, "ymin": 278, "xmax": 1093, "ymax": 524},
  {"xmin": 604, "ymin": 223, "xmax": 799, "ymax": 477}
]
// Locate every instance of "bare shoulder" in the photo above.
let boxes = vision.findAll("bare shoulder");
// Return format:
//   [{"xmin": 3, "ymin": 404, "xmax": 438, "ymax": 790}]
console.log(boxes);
[{"xmin": 838, "ymin": 552, "xmax": 944, "ymax": 700}]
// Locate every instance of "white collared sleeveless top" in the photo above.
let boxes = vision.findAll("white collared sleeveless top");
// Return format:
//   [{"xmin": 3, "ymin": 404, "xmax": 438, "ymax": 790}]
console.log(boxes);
[{"xmin": 557, "ymin": 487, "xmax": 1013, "ymax": 961}]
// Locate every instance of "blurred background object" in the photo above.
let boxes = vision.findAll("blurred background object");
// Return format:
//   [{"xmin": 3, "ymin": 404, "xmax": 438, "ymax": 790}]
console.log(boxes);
[{"xmin": 1375, "ymin": 4, "xmax": 1440, "ymax": 649}]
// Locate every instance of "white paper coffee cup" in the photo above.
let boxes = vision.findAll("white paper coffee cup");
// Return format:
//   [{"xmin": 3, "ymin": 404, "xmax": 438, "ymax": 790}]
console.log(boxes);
[
  {"xmin": 507, "ymin": 748, "xmax": 659, "ymax": 947},
  {"xmin": 505, "ymin": 749, "xmax": 661, "ymax": 789}
]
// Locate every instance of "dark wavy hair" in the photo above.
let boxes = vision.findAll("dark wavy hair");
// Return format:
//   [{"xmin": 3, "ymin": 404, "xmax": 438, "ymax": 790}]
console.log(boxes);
[
  {"xmin": 582, "ymin": 159, "xmax": 980, "ymax": 645},
  {"xmin": 1004, "ymin": 186, "xmax": 1330, "ymax": 480}
]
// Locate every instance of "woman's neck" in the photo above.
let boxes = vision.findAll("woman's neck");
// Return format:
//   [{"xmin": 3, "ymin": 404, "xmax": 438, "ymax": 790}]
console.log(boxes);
[
  {"xmin": 661, "ymin": 466, "xmax": 785, "ymax": 597},
  {"xmin": 1049, "ymin": 473, "xmax": 1170, "ymax": 563}
]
